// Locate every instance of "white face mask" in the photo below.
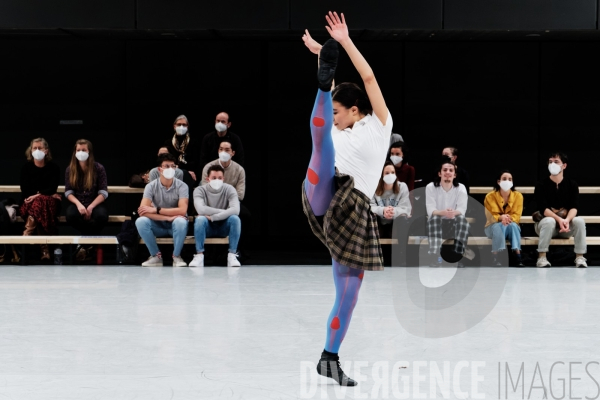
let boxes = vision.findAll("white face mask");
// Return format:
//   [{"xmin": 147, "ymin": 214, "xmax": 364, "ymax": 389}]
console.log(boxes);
[
  {"xmin": 383, "ymin": 174, "xmax": 397, "ymax": 185},
  {"xmin": 162, "ymin": 167, "xmax": 176, "ymax": 180},
  {"xmin": 219, "ymin": 152, "xmax": 231, "ymax": 162},
  {"xmin": 209, "ymin": 179, "xmax": 223, "ymax": 190},
  {"xmin": 390, "ymin": 156, "xmax": 402, "ymax": 165},
  {"xmin": 499, "ymin": 180, "xmax": 513, "ymax": 191},
  {"xmin": 32, "ymin": 150, "xmax": 45, "ymax": 161},
  {"xmin": 75, "ymin": 151, "xmax": 89, "ymax": 162},
  {"xmin": 175, "ymin": 126, "xmax": 188, "ymax": 135},
  {"xmin": 215, "ymin": 122, "xmax": 227, "ymax": 132},
  {"xmin": 548, "ymin": 162, "xmax": 562, "ymax": 176}
]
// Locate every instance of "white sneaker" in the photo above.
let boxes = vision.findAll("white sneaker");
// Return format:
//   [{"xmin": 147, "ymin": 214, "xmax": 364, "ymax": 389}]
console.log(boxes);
[
  {"xmin": 536, "ymin": 257, "xmax": 551, "ymax": 268},
  {"xmin": 575, "ymin": 256, "xmax": 588, "ymax": 268},
  {"xmin": 142, "ymin": 255, "xmax": 163, "ymax": 267},
  {"xmin": 189, "ymin": 253, "xmax": 204, "ymax": 268},
  {"xmin": 463, "ymin": 247, "xmax": 475, "ymax": 260},
  {"xmin": 172, "ymin": 256, "xmax": 187, "ymax": 267},
  {"xmin": 227, "ymin": 252, "xmax": 241, "ymax": 267}
]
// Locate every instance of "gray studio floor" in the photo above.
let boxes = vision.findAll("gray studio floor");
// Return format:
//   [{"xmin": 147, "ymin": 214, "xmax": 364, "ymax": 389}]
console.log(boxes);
[{"xmin": 0, "ymin": 265, "xmax": 599, "ymax": 400}]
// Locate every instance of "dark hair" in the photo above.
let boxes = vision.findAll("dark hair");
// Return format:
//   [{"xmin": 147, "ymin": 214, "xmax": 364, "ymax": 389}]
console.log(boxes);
[
  {"xmin": 332, "ymin": 82, "xmax": 373, "ymax": 115},
  {"xmin": 375, "ymin": 161, "xmax": 400, "ymax": 196},
  {"xmin": 493, "ymin": 170, "xmax": 516, "ymax": 192},
  {"xmin": 387, "ymin": 141, "xmax": 407, "ymax": 162},
  {"xmin": 219, "ymin": 140, "xmax": 236, "ymax": 152},
  {"xmin": 433, "ymin": 159, "xmax": 459, "ymax": 187},
  {"xmin": 548, "ymin": 151, "xmax": 568, "ymax": 164},
  {"xmin": 443, "ymin": 146, "xmax": 458, "ymax": 157},
  {"xmin": 157, "ymin": 153, "xmax": 177, "ymax": 166},
  {"xmin": 207, "ymin": 164, "xmax": 225, "ymax": 176}
]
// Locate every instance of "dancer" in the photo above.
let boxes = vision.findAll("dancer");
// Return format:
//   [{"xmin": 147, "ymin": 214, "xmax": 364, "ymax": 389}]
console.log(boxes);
[{"xmin": 301, "ymin": 12, "xmax": 392, "ymax": 386}]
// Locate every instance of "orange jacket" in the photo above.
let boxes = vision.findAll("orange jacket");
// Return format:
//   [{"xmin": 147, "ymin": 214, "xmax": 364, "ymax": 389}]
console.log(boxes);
[{"xmin": 484, "ymin": 190, "xmax": 523, "ymax": 228}]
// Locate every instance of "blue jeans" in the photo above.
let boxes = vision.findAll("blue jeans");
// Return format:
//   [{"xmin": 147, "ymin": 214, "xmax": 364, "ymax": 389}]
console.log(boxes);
[
  {"xmin": 484, "ymin": 222, "xmax": 521, "ymax": 253},
  {"xmin": 194, "ymin": 215, "xmax": 241, "ymax": 253},
  {"xmin": 135, "ymin": 217, "xmax": 188, "ymax": 257}
]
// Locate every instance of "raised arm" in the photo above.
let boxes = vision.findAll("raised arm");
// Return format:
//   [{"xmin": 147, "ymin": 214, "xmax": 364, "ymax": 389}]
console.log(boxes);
[{"xmin": 325, "ymin": 12, "xmax": 388, "ymax": 124}]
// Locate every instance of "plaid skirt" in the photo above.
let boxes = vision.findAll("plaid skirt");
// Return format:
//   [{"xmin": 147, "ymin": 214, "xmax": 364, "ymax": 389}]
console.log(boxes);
[{"xmin": 302, "ymin": 172, "xmax": 384, "ymax": 271}]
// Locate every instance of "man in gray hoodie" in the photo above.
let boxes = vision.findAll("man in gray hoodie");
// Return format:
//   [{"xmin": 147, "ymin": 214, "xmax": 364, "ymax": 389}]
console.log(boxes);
[{"xmin": 190, "ymin": 164, "xmax": 241, "ymax": 267}]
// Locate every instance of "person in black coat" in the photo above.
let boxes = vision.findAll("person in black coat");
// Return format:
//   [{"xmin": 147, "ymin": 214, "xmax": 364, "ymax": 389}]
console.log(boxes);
[
  {"xmin": 19, "ymin": 138, "xmax": 61, "ymax": 260},
  {"xmin": 163, "ymin": 115, "xmax": 202, "ymax": 182},
  {"xmin": 199, "ymin": 111, "xmax": 245, "ymax": 169}
]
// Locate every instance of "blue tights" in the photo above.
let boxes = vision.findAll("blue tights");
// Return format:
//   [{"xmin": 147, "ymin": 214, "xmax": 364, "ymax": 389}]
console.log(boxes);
[{"xmin": 304, "ymin": 89, "xmax": 364, "ymax": 354}]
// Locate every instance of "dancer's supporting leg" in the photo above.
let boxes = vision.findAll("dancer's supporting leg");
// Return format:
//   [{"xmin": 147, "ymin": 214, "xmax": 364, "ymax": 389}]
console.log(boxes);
[{"xmin": 325, "ymin": 260, "xmax": 364, "ymax": 353}]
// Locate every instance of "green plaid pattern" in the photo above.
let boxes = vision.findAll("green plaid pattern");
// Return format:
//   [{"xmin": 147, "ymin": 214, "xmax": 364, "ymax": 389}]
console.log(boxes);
[{"xmin": 302, "ymin": 172, "xmax": 384, "ymax": 271}]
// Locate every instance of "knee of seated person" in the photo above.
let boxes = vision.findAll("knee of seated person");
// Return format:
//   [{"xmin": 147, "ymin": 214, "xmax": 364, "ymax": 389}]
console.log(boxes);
[
  {"xmin": 135, "ymin": 216, "xmax": 150, "ymax": 228},
  {"xmin": 228, "ymin": 215, "xmax": 241, "ymax": 227},
  {"xmin": 172, "ymin": 217, "xmax": 188, "ymax": 229},
  {"xmin": 194, "ymin": 216, "xmax": 209, "ymax": 228},
  {"xmin": 571, "ymin": 217, "xmax": 585, "ymax": 228},
  {"xmin": 539, "ymin": 217, "xmax": 555, "ymax": 227}
]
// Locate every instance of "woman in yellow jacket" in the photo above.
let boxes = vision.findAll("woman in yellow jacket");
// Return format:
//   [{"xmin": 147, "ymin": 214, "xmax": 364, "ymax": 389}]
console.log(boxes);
[{"xmin": 484, "ymin": 170, "xmax": 524, "ymax": 266}]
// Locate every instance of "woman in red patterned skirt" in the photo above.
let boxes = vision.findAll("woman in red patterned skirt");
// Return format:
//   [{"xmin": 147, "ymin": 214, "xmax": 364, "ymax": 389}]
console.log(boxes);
[{"xmin": 19, "ymin": 138, "xmax": 61, "ymax": 261}]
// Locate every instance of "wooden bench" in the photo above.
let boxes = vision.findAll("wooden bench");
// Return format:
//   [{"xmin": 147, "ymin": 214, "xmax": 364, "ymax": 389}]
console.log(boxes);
[
  {"xmin": 0, "ymin": 185, "xmax": 143, "ymax": 194},
  {"xmin": 470, "ymin": 186, "xmax": 600, "ymax": 194},
  {"xmin": 380, "ymin": 237, "xmax": 600, "ymax": 246},
  {"xmin": 0, "ymin": 235, "xmax": 229, "ymax": 265}
]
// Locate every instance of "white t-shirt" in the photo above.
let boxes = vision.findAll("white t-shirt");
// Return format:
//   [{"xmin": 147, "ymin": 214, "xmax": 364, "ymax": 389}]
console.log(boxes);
[{"xmin": 332, "ymin": 110, "xmax": 393, "ymax": 198}]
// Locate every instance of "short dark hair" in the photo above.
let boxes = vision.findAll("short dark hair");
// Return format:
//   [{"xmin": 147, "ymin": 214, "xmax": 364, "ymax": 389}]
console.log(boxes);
[
  {"xmin": 549, "ymin": 151, "xmax": 568, "ymax": 164},
  {"xmin": 493, "ymin": 170, "xmax": 516, "ymax": 192},
  {"xmin": 219, "ymin": 140, "xmax": 236, "ymax": 152},
  {"xmin": 433, "ymin": 158, "xmax": 458, "ymax": 187},
  {"xmin": 157, "ymin": 153, "xmax": 177, "ymax": 166},
  {"xmin": 387, "ymin": 141, "xmax": 407, "ymax": 161},
  {"xmin": 332, "ymin": 82, "xmax": 373, "ymax": 115},
  {"xmin": 207, "ymin": 164, "xmax": 225, "ymax": 177}
]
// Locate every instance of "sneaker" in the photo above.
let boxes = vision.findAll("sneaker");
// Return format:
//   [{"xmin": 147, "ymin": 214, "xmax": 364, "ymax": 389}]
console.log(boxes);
[
  {"xmin": 142, "ymin": 255, "xmax": 163, "ymax": 267},
  {"xmin": 317, "ymin": 39, "xmax": 339, "ymax": 91},
  {"xmin": 491, "ymin": 254, "xmax": 502, "ymax": 267},
  {"xmin": 463, "ymin": 247, "xmax": 475, "ymax": 260},
  {"xmin": 189, "ymin": 253, "xmax": 204, "ymax": 268},
  {"xmin": 429, "ymin": 255, "xmax": 443, "ymax": 268},
  {"xmin": 575, "ymin": 256, "xmax": 588, "ymax": 268},
  {"xmin": 172, "ymin": 256, "xmax": 187, "ymax": 267},
  {"xmin": 227, "ymin": 252, "xmax": 241, "ymax": 267},
  {"xmin": 316, "ymin": 352, "xmax": 357, "ymax": 387},
  {"xmin": 536, "ymin": 257, "xmax": 551, "ymax": 268}
]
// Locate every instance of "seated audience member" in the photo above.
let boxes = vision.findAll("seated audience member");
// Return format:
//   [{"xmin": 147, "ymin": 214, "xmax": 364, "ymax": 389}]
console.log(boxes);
[
  {"xmin": 19, "ymin": 137, "xmax": 61, "ymax": 261},
  {"xmin": 425, "ymin": 159, "xmax": 472, "ymax": 267},
  {"xmin": 163, "ymin": 115, "xmax": 201, "ymax": 181},
  {"xmin": 201, "ymin": 140, "xmax": 251, "ymax": 256},
  {"xmin": 370, "ymin": 162, "xmax": 411, "ymax": 239},
  {"xmin": 201, "ymin": 141, "xmax": 246, "ymax": 200},
  {"xmin": 442, "ymin": 146, "xmax": 470, "ymax": 194},
  {"xmin": 388, "ymin": 141, "xmax": 415, "ymax": 192},
  {"xmin": 200, "ymin": 112, "xmax": 245, "ymax": 168},
  {"xmin": 190, "ymin": 165, "xmax": 241, "ymax": 268},
  {"xmin": 534, "ymin": 151, "xmax": 587, "ymax": 268},
  {"xmin": 135, "ymin": 153, "xmax": 189, "ymax": 267},
  {"xmin": 64, "ymin": 139, "xmax": 109, "ymax": 261},
  {"xmin": 389, "ymin": 133, "xmax": 404, "ymax": 147},
  {"xmin": 149, "ymin": 147, "xmax": 184, "ymax": 182},
  {"xmin": 484, "ymin": 170, "xmax": 524, "ymax": 267}
]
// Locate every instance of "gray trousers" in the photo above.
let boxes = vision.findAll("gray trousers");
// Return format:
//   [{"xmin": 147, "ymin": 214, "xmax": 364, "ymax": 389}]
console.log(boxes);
[{"xmin": 534, "ymin": 216, "xmax": 586, "ymax": 254}]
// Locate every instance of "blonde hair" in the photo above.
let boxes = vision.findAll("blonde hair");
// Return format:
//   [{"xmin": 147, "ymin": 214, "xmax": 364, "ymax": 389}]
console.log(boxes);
[
  {"xmin": 25, "ymin": 138, "xmax": 52, "ymax": 162},
  {"xmin": 68, "ymin": 139, "xmax": 96, "ymax": 191}
]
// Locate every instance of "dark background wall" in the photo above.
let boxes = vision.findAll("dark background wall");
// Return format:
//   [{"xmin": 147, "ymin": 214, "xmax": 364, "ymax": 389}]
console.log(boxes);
[{"xmin": 1, "ymin": 0, "xmax": 600, "ymax": 256}]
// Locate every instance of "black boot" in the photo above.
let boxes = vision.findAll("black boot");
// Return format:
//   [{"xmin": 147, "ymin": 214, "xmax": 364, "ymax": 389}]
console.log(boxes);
[
  {"xmin": 514, "ymin": 253, "xmax": 525, "ymax": 267},
  {"xmin": 317, "ymin": 39, "xmax": 339, "ymax": 92},
  {"xmin": 316, "ymin": 350, "xmax": 357, "ymax": 386}
]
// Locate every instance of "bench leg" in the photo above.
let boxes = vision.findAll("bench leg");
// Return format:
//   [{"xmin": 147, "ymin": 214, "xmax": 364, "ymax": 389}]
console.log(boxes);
[{"xmin": 20, "ymin": 244, "xmax": 25, "ymax": 266}]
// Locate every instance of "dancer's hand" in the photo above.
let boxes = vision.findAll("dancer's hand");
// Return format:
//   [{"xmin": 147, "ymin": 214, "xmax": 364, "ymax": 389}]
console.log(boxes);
[
  {"xmin": 302, "ymin": 29, "xmax": 322, "ymax": 54},
  {"xmin": 325, "ymin": 11, "xmax": 349, "ymax": 44}
]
